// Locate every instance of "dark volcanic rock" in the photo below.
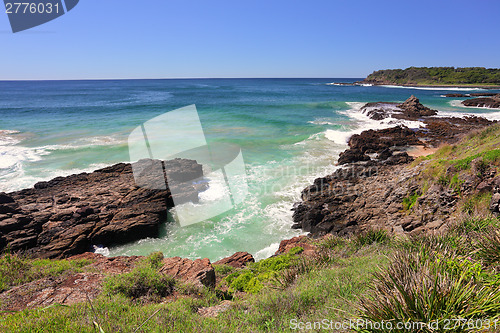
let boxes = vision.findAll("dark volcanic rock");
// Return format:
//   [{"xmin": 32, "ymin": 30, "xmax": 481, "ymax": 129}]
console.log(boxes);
[
  {"xmin": 338, "ymin": 149, "xmax": 370, "ymax": 165},
  {"xmin": 294, "ymin": 95, "xmax": 498, "ymax": 238},
  {"xmin": 348, "ymin": 126, "xmax": 423, "ymax": 154},
  {"xmin": 462, "ymin": 95, "xmax": 500, "ymax": 109},
  {"xmin": 443, "ymin": 93, "xmax": 469, "ymax": 98},
  {"xmin": 0, "ymin": 159, "xmax": 204, "ymax": 258},
  {"xmin": 397, "ymin": 95, "xmax": 437, "ymax": 118}
]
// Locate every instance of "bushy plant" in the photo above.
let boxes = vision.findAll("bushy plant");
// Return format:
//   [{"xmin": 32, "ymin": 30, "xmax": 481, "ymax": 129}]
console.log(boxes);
[
  {"xmin": 103, "ymin": 255, "xmax": 174, "ymax": 301},
  {"xmin": 360, "ymin": 251, "xmax": 500, "ymax": 332}
]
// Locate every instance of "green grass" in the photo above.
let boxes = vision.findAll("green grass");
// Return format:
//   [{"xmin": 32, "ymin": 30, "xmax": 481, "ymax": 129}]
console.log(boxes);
[
  {"xmin": 0, "ymin": 254, "xmax": 92, "ymax": 292},
  {"xmin": 0, "ymin": 242, "xmax": 392, "ymax": 332}
]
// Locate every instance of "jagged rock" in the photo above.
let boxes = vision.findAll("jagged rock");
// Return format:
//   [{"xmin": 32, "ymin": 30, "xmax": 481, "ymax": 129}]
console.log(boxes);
[
  {"xmin": 338, "ymin": 149, "xmax": 370, "ymax": 165},
  {"xmin": 384, "ymin": 152, "xmax": 414, "ymax": 165},
  {"xmin": 0, "ymin": 159, "xmax": 204, "ymax": 258},
  {"xmin": 490, "ymin": 193, "xmax": 500, "ymax": 215},
  {"xmin": 462, "ymin": 95, "xmax": 500, "ymax": 109},
  {"xmin": 275, "ymin": 236, "xmax": 317, "ymax": 256},
  {"xmin": 213, "ymin": 252, "xmax": 254, "ymax": 268},
  {"xmin": 159, "ymin": 257, "xmax": 215, "ymax": 288},
  {"xmin": 197, "ymin": 300, "xmax": 233, "ymax": 317},
  {"xmin": 377, "ymin": 148, "xmax": 393, "ymax": 160},
  {"xmin": 397, "ymin": 95, "xmax": 437, "ymax": 118},
  {"xmin": 443, "ymin": 93, "xmax": 469, "ymax": 97},
  {"xmin": 0, "ymin": 272, "xmax": 104, "ymax": 311},
  {"xmin": 348, "ymin": 126, "xmax": 423, "ymax": 153}
]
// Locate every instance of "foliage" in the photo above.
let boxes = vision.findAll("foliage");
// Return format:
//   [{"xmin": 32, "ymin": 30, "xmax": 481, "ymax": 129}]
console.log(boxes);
[
  {"xmin": 0, "ymin": 254, "xmax": 91, "ymax": 292},
  {"xmin": 365, "ymin": 67, "xmax": 500, "ymax": 85},
  {"xmin": 102, "ymin": 255, "xmax": 174, "ymax": 301}
]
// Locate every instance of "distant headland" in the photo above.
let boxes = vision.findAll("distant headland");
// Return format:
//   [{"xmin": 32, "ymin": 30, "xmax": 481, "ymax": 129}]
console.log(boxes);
[{"xmin": 358, "ymin": 66, "xmax": 500, "ymax": 88}]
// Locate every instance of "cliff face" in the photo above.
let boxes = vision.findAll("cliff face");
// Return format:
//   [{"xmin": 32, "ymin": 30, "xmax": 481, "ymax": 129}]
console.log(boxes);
[{"xmin": 292, "ymin": 97, "xmax": 500, "ymax": 238}]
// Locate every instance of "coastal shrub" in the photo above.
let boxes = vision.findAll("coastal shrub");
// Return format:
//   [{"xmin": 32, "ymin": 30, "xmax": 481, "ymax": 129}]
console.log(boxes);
[
  {"xmin": 360, "ymin": 251, "xmax": 500, "ymax": 331},
  {"xmin": 0, "ymin": 254, "xmax": 91, "ymax": 292},
  {"xmin": 477, "ymin": 231, "xmax": 500, "ymax": 268},
  {"xmin": 223, "ymin": 250, "xmax": 302, "ymax": 294},
  {"xmin": 451, "ymin": 216, "xmax": 500, "ymax": 234},
  {"xmin": 146, "ymin": 251, "xmax": 164, "ymax": 269},
  {"xmin": 354, "ymin": 229, "xmax": 390, "ymax": 248},
  {"xmin": 461, "ymin": 193, "xmax": 492, "ymax": 215},
  {"xmin": 315, "ymin": 234, "xmax": 347, "ymax": 249},
  {"xmin": 103, "ymin": 260, "xmax": 175, "ymax": 301},
  {"xmin": 213, "ymin": 264, "xmax": 235, "ymax": 277}
]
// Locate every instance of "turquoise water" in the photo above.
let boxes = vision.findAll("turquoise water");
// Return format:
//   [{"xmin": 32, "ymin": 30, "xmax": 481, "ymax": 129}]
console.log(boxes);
[{"xmin": 1, "ymin": 79, "xmax": 499, "ymax": 261}]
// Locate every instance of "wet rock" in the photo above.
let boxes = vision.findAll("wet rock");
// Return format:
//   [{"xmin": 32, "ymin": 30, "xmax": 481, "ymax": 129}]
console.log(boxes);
[
  {"xmin": 0, "ymin": 159, "xmax": 204, "ymax": 258},
  {"xmin": 338, "ymin": 149, "xmax": 370, "ymax": 165},
  {"xmin": 462, "ymin": 95, "xmax": 500, "ymax": 109}
]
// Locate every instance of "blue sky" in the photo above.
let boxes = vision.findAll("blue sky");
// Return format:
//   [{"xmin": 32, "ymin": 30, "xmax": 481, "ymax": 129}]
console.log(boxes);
[{"xmin": 1, "ymin": 0, "xmax": 499, "ymax": 79}]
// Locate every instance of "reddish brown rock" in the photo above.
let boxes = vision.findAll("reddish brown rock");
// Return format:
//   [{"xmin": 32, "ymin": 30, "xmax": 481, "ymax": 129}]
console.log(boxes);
[
  {"xmin": 213, "ymin": 251, "xmax": 254, "ymax": 268},
  {"xmin": 69, "ymin": 252, "xmax": 144, "ymax": 274},
  {"xmin": 159, "ymin": 257, "xmax": 215, "ymax": 288},
  {"xmin": 0, "ymin": 272, "xmax": 104, "ymax": 311},
  {"xmin": 275, "ymin": 235, "xmax": 317, "ymax": 256}
]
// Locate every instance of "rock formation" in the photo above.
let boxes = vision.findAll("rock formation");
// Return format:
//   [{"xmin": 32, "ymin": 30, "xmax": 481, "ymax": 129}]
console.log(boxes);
[{"xmin": 0, "ymin": 158, "xmax": 205, "ymax": 258}]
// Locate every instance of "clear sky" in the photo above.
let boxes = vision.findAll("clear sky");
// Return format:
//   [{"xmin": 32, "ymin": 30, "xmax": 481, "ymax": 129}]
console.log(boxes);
[{"xmin": 1, "ymin": 0, "xmax": 499, "ymax": 80}]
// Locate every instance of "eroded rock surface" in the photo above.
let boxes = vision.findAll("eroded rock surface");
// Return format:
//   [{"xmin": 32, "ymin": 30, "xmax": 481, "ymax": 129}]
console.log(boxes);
[{"xmin": 0, "ymin": 158, "xmax": 204, "ymax": 258}]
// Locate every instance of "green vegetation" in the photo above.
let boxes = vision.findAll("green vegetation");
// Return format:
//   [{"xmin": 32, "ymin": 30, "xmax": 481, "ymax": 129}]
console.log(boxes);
[
  {"xmin": 0, "ymin": 237, "xmax": 392, "ymax": 332},
  {"xmin": 365, "ymin": 67, "xmax": 500, "ymax": 86},
  {"xmin": 0, "ymin": 254, "xmax": 91, "ymax": 292},
  {"xmin": 222, "ymin": 246, "xmax": 304, "ymax": 294},
  {"xmin": 410, "ymin": 124, "xmax": 500, "ymax": 212},
  {"xmin": 402, "ymin": 191, "xmax": 422, "ymax": 210},
  {"xmin": 103, "ymin": 253, "xmax": 175, "ymax": 302}
]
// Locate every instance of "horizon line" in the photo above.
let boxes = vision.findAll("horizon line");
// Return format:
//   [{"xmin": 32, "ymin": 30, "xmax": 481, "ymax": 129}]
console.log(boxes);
[{"xmin": 0, "ymin": 77, "xmax": 365, "ymax": 82}]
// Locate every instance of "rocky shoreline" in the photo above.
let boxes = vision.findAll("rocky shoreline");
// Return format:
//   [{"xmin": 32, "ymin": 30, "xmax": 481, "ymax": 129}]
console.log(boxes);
[
  {"xmin": 0, "ymin": 159, "xmax": 206, "ymax": 258},
  {"xmin": 1, "ymin": 94, "xmax": 500, "ymax": 314},
  {"xmin": 292, "ymin": 95, "xmax": 499, "ymax": 237},
  {"xmin": 443, "ymin": 93, "xmax": 500, "ymax": 109}
]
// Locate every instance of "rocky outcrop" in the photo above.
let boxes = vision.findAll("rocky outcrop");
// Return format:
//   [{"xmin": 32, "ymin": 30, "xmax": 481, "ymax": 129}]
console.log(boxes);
[
  {"xmin": 337, "ymin": 126, "xmax": 421, "ymax": 165},
  {"xmin": 0, "ymin": 158, "xmax": 205, "ymax": 258},
  {"xmin": 275, "ymin": 235, "xmax": 317, "ymax": 256},
  {"xmin": 397, "ymin": 95, "xmax": 437, "ymax": 118},
  {"xmin": 213, "ymin": 252, "xmax": 255, "ymax": 268},
  {"xmin": 159, "ymin": 257, "xmax": 215, "ymax": 288},
  {"xmin": 462, "ymin": 95, "xmax": 500, "ymax": 109},
  {"xmin": 0, "ymin": 252, "xmax": 218, "ymax": 311},
  {"xmin": 292, "ymin": 96, "xmax": 498, "ymax": 237}
]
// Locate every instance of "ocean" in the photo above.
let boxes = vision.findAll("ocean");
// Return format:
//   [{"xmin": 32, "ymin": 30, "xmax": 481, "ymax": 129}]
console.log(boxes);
[{"xmin": 1, "ymin": 78, "xmax": 499, "ymax": 261}]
